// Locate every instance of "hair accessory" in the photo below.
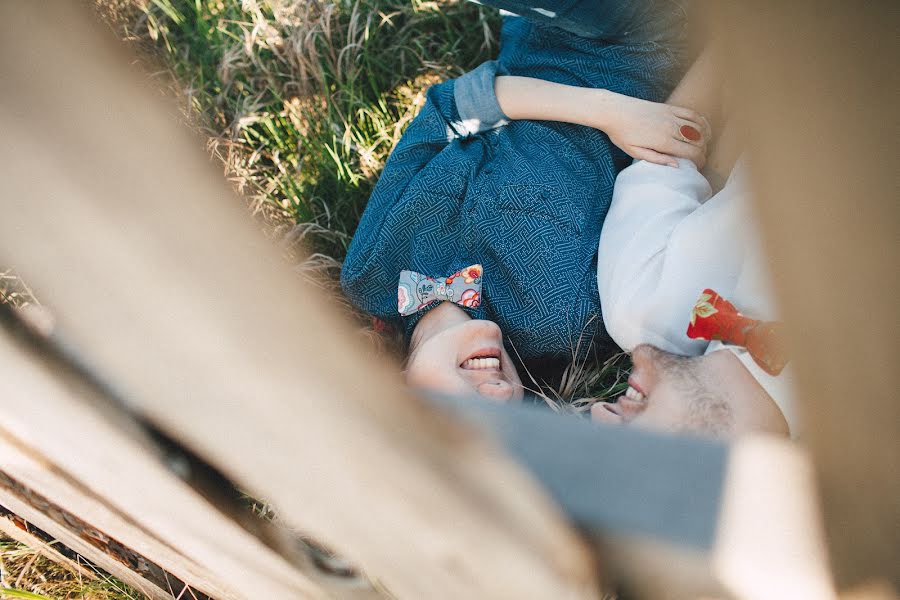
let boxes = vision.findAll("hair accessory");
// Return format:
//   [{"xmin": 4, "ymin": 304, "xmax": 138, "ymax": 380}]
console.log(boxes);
[
  {"xmin": 398, "ymin": 264, "xmax": 482, "ymax": 316},
  {"xmin": 686, "ymin": 288, "xmax": 788, "ymax": 375}
]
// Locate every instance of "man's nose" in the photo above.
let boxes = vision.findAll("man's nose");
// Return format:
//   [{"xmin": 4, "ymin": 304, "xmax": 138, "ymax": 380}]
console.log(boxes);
[
  {"xmin": 477, "ymin": 380, "xmax": 515, "ymax": 403},
  {"xmin": 630, "ymin": 344, "xmax": 657, "ymax": 370}
]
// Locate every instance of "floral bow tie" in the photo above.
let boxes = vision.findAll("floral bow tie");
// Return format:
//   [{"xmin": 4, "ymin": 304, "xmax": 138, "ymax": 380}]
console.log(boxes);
[
  {"xmin": 687, "ymin": 288, "xmax": 789, "ymax": 376},
  {"xmin": 398, "ymin": 264, "xmax": 483, "ymax": 316}
]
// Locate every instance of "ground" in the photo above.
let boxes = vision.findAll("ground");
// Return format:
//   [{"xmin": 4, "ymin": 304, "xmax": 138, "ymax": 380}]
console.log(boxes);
[{"xmin": 0, "ymin": 1, "xmax": 629, "ymax": 597}]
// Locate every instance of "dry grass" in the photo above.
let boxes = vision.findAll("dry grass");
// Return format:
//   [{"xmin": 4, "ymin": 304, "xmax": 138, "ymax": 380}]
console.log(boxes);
[
  {"xmin": 0, "ymin": 534, "xmax": 144, "ymax": 600},
  {"xmin": 0, "ymin": 270, "xmax": 39, "ymax": 311},
  {"xmin": 93, "ymin": 0, "xmax": 498, "ymax": 258}
]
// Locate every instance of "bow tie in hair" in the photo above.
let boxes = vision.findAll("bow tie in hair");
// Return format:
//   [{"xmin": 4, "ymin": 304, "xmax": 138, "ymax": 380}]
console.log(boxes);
[
  {"xmin": 398, "ymin": 264, "xmax": 483, "ymax": 316},
  {"xmin": 686, "ymin": 288, "xmax": 789, "ymax": 376}
]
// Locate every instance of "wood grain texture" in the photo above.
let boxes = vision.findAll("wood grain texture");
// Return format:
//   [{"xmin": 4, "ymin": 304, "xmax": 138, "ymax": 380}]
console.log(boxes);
[
  {"xmin": 0, "ymin": 319, "xmax": 380, "ymax": 600},
  {"xmin": 0, "ymin": 4, "xmax": 597, "ymax": 599},
  {"xmin": 0, "ymin": 429, "xmax": 234, "ymax": 600},
  {"xmin": 0, "ymin": 489, "xmax": 175, "ymax": 600},
  {"xmin": 0, "ymin": 514, "xmax": 97, "ymax": 581}
]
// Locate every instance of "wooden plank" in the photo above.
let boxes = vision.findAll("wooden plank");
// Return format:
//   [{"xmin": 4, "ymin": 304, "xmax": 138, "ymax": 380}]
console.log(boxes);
[
  {"xmin": 0, "ymin": 429, "xmax": 230, "ymax": 600},
  {"xmin": 717, "ymin": 2, "xmax": 900, "ymax": 591},
  {"xmin": 0, "ymin": 317, "xmax": 381, "ymax": 600},
  {"xmin": 0, "ymin": 490, "xmax": 174, "ymax": 600},
  {"xmin": 0, "ymin": 514, "xmax": 97, "ymax": 581},
  {"xmin": 0, "ymin": 4, "xmax": 598, "ymax": 600}
]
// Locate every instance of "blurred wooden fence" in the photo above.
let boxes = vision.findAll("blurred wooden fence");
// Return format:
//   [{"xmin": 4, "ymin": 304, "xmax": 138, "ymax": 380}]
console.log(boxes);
[{"xmin": 0, "ymin": 2, "xmax": 896, "ymax": 600}]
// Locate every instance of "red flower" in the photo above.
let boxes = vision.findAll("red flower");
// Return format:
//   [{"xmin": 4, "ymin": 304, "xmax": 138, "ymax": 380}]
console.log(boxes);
[
  {"xmin": 460, "ymin": 289, "xmax": 480, "ymax": 308},
  {"xmin": 463, "ymin": 264, "xmax": 483, "ymax": 284}
]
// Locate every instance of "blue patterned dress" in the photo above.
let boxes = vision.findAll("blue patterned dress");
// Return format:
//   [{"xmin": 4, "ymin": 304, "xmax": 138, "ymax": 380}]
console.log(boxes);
[{"xmin": 341, "ymin": 4, "xmax": 686, "ymax": 361}]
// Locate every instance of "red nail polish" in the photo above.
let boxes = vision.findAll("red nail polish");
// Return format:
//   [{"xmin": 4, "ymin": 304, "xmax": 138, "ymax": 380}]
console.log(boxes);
[{"xmin": 680, "ymin": 125, "xmax": 701, "ymax": 142}]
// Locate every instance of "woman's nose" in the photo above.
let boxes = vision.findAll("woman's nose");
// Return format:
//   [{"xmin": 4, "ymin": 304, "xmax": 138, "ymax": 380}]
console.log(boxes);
[
  {"xmin": 469, "ymin": 318, "xmax": 504, "ymax": 342},
  {"xmin": 477, "ymin": 380, "xmax": 515, "ymax": 403}
]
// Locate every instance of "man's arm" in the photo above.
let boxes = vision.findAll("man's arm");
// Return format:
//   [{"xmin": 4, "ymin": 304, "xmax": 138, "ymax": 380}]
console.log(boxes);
[{"xmin": 596, "ymin": 158, "xmax": 756, "ymax": 355}]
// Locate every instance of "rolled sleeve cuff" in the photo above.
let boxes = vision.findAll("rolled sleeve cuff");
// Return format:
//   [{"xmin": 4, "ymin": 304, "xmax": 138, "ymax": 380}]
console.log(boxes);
[{"xmin": 452, "ymin": 60, "xmax": 509, "ymax": 136}]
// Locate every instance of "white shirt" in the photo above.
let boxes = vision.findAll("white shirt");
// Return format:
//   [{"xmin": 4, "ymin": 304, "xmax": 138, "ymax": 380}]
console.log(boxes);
[{"xmin": 597, "ymin": 158, "xmax": 797, "ymax": 434}]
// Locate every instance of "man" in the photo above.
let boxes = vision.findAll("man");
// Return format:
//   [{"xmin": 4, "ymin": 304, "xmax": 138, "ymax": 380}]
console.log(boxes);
[{"xmin": 592, "ymin": 54, "xmax": 798, "ymax": 438}]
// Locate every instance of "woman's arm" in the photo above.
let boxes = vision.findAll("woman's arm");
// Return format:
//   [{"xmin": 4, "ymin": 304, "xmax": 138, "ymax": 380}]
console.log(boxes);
[{"xmin": 494, "ymin": 75, "xmax": 710, "ymax": 167}]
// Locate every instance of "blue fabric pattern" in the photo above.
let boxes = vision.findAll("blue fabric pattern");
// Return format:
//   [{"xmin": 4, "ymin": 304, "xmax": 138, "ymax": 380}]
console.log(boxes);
[
  {"xmin": 341, "ymin": 8, "xmax": 686, "ymax": 361},
  {"xmin": 474, "ymin": 0, "xmax": 689, "ymax": 44}
]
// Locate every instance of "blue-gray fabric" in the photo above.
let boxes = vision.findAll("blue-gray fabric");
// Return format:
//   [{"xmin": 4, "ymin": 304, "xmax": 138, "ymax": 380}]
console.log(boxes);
[{"xmin": 341, "ymin": 2, "xmax": 687, "ymax": 361}]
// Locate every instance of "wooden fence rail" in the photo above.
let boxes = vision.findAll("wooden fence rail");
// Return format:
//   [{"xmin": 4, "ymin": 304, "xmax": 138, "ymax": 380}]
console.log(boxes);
[{"xmin": 0, "ymin": 311, "xmax": 378, "ymax": 600}]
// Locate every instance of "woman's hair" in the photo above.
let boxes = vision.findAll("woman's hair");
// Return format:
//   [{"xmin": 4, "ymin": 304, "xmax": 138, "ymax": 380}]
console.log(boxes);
[{"xmin": 357, "ymin": 316, "xmax": 408, "ymax": 364}]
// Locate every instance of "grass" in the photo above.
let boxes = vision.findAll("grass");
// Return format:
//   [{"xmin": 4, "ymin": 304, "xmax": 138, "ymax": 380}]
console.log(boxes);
[
  {"xmin": 101, "ymin": 0, "xmax": 500, "ymax": 260},
  {"xmin": 0, "ymin": 270, "xmax": 39, "ymax": 311},
  {"xmin": 0, "ymin": 535, "xmax": 144, "ymax": 600}
]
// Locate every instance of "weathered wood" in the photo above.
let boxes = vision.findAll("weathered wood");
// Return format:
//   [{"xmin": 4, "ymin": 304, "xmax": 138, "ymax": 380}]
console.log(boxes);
[
  {"xmin": 0, "ymin": 317, "xmax": 381, "ymax": 600},
  {"xmin": 0, "ymin": 429, "xmax": 230, "ymax": 600},
  {"xmin": 719, "ymin": 2, "xmax": 900, "ymax": 591},
  {"xmin": 0, "ymin": 514, "xmax": 97, "ymax": 581},
  {"xmin": 0, "ymin": 4, "xmax": 598, "ymax": 599}
]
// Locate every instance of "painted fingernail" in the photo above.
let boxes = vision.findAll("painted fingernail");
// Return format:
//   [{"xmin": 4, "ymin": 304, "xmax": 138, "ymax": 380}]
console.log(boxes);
[{"xmin": 680, "ymin": 125, "xmax": 701, "ymax": 142}]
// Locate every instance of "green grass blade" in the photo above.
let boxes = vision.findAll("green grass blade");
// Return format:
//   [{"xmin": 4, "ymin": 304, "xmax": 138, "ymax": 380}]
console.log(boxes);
[{"xmin": 0, "ymin": 588, "xmax": 54, "ymax": 600}]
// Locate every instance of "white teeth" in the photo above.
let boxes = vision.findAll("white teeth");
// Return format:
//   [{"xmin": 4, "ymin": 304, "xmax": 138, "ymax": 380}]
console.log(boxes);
[
  {"xmin": 462, "ymin": 357, "xmax": 501, "ymax": 370},
  {"xmin": 625, "ymin": 385, "xmax": 645, "ymax": 402}
]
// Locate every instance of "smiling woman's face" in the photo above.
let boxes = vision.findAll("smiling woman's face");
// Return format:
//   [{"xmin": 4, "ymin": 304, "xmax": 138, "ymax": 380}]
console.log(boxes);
[{"xmin": 405, "ymin": 303, "xmax": 524, "ymax": 403}]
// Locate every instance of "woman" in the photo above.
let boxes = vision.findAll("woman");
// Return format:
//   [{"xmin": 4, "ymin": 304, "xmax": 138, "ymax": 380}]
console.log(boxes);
[{"xmin": 341, "ymin": 0, "xmax": 709, "ymax": 402}]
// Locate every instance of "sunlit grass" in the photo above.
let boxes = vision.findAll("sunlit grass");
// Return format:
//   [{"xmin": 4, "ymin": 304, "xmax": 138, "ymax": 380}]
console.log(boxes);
[{"xmin": 114, "ymin": 0, "xmax": 499, "ymax": 258}]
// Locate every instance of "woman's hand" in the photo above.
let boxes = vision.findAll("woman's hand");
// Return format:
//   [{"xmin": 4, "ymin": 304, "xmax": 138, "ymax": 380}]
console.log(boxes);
[{"xmin": 592, "ymin": 91, "xmax": 710, "ymax": 168}]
